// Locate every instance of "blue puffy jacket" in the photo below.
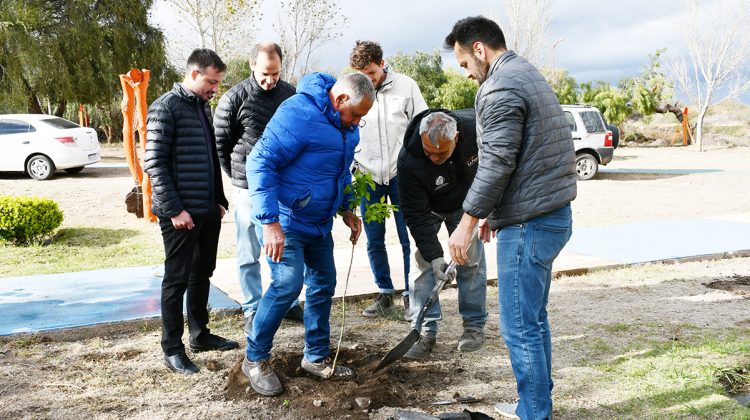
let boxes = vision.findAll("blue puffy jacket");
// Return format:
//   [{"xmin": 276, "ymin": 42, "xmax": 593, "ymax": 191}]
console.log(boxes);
[{"xmin": 246, "ymin": 73, "xmax": 358, "ymax": 237}]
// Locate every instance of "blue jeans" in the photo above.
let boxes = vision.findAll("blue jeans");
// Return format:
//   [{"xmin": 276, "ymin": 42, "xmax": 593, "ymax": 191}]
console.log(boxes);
[
  {"xmin": 409, "ymin": 208, "xmax": 487, "ymax": 337},
  {"xmin": 497, "ymin": 204, "xmax": 572, "ymax": 420},
  {"xmin": 246, "ymin": 229, "xmax": 336, "ymax": 363},
  {"xmin": 234, "ymin": 187, "xmax": 299, "ymax": 319},
  {"xmin": 360, "ymin": 175, "xmax": 410, "ymax": 295}
]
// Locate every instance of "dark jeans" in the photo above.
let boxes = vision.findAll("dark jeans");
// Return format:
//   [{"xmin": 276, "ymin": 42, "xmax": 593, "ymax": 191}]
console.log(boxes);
[{"xmin": 158, "ymin": 208, "xmax": 221, "ymax": 356}]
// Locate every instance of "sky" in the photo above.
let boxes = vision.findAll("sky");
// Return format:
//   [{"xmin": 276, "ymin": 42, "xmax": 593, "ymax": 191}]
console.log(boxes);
[{"xmin": 151, "ymin": 0, "xmax": 745, "ymax": 102}]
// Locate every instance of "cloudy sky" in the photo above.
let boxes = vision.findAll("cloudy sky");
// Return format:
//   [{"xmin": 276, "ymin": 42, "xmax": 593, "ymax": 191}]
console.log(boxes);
[{"xmin": 152, "ymin": 0, "xmax": 745, "ymax": 100}]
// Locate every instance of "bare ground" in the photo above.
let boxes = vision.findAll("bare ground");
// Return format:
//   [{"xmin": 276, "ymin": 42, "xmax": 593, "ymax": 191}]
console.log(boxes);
[
  {"xmin": 1, "ymin": 257, "xmax": 749, "ymax": 419},
  {"xmin": 1, "ymin": 145, "xmax": 750, "ymax": 418}
]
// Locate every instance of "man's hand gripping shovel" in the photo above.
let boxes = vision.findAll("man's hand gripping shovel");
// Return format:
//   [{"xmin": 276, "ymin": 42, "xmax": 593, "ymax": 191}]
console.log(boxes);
[{"xmin": 372, "ymin": 226, "xmax": 479, "ymax": 374}]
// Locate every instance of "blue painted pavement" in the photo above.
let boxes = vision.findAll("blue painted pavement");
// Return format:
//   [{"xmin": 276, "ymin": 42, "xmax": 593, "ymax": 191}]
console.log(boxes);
[{"xmin": 0, "ymin": 266, "xmax": 238, "ymax": 335}]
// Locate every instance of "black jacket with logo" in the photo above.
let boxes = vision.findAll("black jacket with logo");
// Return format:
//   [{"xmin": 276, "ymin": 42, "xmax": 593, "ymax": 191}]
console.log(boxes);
[{"xmin": 397, "ymin": 108, "xmax": 478, "ymax": 262}]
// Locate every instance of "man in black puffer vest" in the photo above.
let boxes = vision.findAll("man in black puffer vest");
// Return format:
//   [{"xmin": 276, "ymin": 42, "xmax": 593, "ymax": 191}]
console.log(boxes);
[
  {"xmin": 145, "ymin": 48, "xmax": 239, "ymax": 375},
  {"xmin": 213, "ymin": 43, "xmax": 300, "ymax": 336},
  {"xmin": 398, "ymin": 110, "xmax": 488, "ymax": 360}
]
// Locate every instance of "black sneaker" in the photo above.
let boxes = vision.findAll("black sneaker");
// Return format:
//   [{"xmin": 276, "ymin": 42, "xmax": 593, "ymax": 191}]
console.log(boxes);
[
  {"xmin": 362, "ymin": 293, "xmax": 394, "ymax": 317},
  {"xmin": 283, "ymin": 304, "xmax": 304, "ymax": 322},
  {"xmin": 164, "ymin": 351, "xmax": 199, "ymax": 374},
  {"xmin": 189, "ymin": 333, "xmax": 239, "ymax": 352}
]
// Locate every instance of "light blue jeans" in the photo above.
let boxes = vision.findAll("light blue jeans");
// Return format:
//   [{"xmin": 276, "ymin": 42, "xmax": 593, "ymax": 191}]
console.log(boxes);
[
  {"xmin": 360, "ymin": 176, "xmax": 411, "ymax": 295},
  {"xmin": 497, "ymin": 204, "xmax": 572, "ymax": 420},
  {"xmin": 409, "ymin": 208, "xmax": 487, "ymax": 337},
  {"xmin": 246, "ymin": 229, "xmax": 336, "ymax": 363},
  {"xmin": 234, "ymin": 187, "xmax": 299, "ymax": 319}
]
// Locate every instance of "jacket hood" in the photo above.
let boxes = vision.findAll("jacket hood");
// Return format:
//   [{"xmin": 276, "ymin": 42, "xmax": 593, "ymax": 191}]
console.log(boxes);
[{"xmin": 296, "ymin": 72, "xmax": 342, "ymax": 129}]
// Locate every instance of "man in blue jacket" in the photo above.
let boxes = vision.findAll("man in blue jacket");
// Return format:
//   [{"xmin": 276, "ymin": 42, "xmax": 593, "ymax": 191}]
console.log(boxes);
[{"xmin": 243, "ymin": 72, "xmax": 375, "ymax": 396}]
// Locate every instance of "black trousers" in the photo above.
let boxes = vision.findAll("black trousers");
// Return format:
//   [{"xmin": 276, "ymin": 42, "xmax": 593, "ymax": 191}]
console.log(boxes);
[{"xmin": 158, "ymin": 209, "xmax": 221, "ymax": 356}]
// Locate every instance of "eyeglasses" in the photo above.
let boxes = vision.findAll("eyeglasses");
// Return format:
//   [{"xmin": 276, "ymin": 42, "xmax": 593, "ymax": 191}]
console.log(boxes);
[{"xmin": 358, "ymin": 119, "xmax": 367, "ymax": 128}]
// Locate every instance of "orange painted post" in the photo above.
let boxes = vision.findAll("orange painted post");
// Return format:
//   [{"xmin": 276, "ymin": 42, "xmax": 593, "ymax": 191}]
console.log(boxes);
[
  {"xmin": 130, "ymin": 69, "xmax": 156, "ymax": 222},
  {"xmin": 78, "ymin": 104, "xmax": 84, "ymax": 127},
  {"xmin": 682, "ymin": 107, "xmax": 690, "ymax": 146},
  {"xmin": 119, "ymin": 74, "xmax": 142, "ymax": 184},
  {"xmin": 119, "ymin": 68, "xmax": 155, "ymax": 222}
]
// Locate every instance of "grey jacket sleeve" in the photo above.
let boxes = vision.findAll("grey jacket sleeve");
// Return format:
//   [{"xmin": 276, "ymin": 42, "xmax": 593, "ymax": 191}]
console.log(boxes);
[{"xmin": 462, "ymin": 86, "xmax": 527, "ymax": 219}]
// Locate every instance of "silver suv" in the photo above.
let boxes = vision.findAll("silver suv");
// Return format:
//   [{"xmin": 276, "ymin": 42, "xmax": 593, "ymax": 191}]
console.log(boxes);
[{"xmin": 562, "ymin": 105, "xmax": 615, "ymax": 180}]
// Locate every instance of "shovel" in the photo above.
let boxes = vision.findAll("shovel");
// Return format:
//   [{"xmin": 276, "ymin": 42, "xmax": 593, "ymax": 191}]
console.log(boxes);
[{"xmin": 373, "ymin": 228, "xmax": 479, "ymax": 373}]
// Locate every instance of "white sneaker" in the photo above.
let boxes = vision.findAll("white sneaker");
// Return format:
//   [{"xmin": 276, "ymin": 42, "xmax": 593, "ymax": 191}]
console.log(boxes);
[{"xmin": 494, "ymin": 402, "xmax": 519, "ymax": 418}]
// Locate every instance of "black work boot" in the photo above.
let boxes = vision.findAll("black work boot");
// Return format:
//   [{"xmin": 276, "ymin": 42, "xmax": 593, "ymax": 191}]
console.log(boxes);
[
  {"xmin": 243, "ymin": 358, "xmax": 283, "ymax": 396},
  {"xmin": 362, "ymin": 293, "xmax": 394, "ymax": 317}
]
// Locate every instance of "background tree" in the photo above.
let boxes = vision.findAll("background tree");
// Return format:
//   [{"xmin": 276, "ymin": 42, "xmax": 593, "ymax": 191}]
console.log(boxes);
[
  {"xmin": 274, "ymin": 0, "xmax": 348, "ymax": 83},
  {"xmin": 669, "ymin": 0, "xmax": 750, "ymax": 151},
  {"xmin": 541, "ymin": 68, "xmax": 578, "ymax": 105},
  {"xmin": 491, "ymin": 0, "xmax": 552, "ymax": 67},
  {"xmin": 622, "ymin": 48, "xmax": 673, "ymax": 118},
  {"xmin": 387, "ymin": 50, "xmax": 447, "ymax": 108},
  {"xmin": 163, "ymin": 0, "xmax": 261, "ymax": 63},
  {"xmin": 434, "ymin": 70, "xmax": 478, "ymax": 110},
  {"xmin": 0, "ymin": 0, "xmax": 176, "ymax": 117}
]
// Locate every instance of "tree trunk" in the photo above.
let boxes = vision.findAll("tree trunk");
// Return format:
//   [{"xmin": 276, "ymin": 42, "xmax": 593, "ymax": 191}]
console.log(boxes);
[
  {"xmin": 695, "ymin": 107, "xmax": 707, "ymax": 152},
  {"xmin": 28, "ymin": 94, "xmax": 43, "ymax": 114},
  {"xmin": 53, "ymin": 101, "xmax": 67, "ymax": 117}
]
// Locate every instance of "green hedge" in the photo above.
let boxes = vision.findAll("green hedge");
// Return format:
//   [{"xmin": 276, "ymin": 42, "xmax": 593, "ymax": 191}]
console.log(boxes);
[{"xmin": 0, "ymin": 196, "xmax": 64, "ymax": 245}]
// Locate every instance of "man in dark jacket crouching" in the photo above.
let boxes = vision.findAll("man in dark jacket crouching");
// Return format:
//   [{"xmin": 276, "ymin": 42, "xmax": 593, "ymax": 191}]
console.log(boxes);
[
  {"xmin": 397, "ymin": 109, "xmax": 487, "ymax": 360},
  {"xmin": 144, "ymin": 48, "xmax": 239, "ymax": 375}
]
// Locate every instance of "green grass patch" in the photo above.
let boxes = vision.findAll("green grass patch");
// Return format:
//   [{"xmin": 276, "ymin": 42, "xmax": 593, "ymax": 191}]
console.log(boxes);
[
  {"xmin": 557, "ymin": 329, "xmax": 750, "ymax": 418},
  {"xmin": 0, "ymin": 227, "xmax": 164, "ymax": 277}
]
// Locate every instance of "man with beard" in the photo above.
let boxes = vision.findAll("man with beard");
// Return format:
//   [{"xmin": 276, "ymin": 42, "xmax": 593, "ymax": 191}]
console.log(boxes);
[{"xmin": 444, "ymin": 17, "xmax": 577, "ymax": 420}]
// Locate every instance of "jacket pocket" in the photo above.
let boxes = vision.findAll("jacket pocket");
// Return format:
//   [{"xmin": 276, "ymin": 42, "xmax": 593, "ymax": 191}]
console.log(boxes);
[{"xmin": 291, "ymin": 189, "xmax": 312, "ymax": 211}]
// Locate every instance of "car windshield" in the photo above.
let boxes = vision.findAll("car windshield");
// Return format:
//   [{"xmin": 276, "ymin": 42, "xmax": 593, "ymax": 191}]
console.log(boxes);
[
  {"xmin": 40, "ymin": 117, "xmax": 80, "ymax": 130},
  {"xmin": 580, "ymin": 111, "xmax": 605, "ymax": 133}
]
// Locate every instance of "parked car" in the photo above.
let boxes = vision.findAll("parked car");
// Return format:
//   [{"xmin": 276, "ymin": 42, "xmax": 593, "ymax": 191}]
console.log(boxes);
[
  {"xmin": 0, "ymin": 114, "xmax": 101, "ymax": 180},
  {"xmin": 561, "ymin": 105, "xmax": 615, "ymax": 180}
]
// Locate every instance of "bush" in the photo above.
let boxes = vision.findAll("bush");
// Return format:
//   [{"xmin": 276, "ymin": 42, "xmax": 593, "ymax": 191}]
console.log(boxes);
[{"xmin": 0, "ymin": 196, "xmax": 64, "ymax": 245}]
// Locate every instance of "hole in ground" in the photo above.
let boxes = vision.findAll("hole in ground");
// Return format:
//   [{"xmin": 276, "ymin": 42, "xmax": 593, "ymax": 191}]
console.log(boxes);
[
  {"xmin": 717, "ymin": 365, "xmax": 750, "ymax": 407},
  {"xmin": 225, "ymin": 344, "xmax": 458, "ymax": 417},
  {"xmin": 704, "ymin": 275, "xmax": 750, "ymax": 298}
]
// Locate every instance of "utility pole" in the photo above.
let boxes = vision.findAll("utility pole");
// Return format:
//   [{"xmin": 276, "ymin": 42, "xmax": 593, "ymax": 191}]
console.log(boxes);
[{"xmin": 552, "ymin": 37, "xmax": 565, "ymax": 69}]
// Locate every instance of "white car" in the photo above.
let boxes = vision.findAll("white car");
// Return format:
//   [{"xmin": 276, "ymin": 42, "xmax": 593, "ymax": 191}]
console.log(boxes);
[
  {"xmin": 0, "ymin": 114, "xmax": 101, "ymax": 180},
  {"xmin": 561, "ymin": 105, "xmax": 615, "ymax": 180}
]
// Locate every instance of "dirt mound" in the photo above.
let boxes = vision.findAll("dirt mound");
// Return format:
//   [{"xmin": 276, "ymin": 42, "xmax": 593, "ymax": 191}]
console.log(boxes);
[
  {"xmin": 225, "ymin": 344, "xmax": 465, "ymax": 418},
  {"xmin": 705, "ymin": 275, "xmax": 750, "ymax": 298}
]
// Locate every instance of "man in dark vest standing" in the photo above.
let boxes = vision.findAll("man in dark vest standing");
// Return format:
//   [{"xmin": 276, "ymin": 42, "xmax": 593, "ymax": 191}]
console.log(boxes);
[{"xmin": 213, "ymin": 43, "xmax": 301, "ymax": 338}]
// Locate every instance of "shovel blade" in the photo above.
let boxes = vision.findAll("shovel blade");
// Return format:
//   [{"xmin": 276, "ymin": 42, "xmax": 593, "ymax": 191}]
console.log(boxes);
[{"xmin": 373, "ymin": 329, "xmax": 420, "ymax": 373}]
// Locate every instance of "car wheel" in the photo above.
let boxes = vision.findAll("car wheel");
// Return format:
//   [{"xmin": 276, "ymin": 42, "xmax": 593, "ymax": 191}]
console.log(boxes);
[
  {"xmin": 575, "ymin": 153, "xmax": 598, "ymax": 181},
  {"xmin": 64, "ymin": 166, "xmax": 84, "ymax": 174},
  {"xmin": 26, "ymin": 154, "xmax": 56, "ymax": 181}
]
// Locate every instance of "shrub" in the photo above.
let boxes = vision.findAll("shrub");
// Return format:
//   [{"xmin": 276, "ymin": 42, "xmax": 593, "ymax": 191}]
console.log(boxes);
[{"xmin": 0, "ymin": 196, "xmax": 64, "ymax": 245}]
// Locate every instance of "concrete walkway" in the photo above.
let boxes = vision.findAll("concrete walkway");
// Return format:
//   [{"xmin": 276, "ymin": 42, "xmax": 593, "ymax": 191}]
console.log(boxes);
[{"xmin": 2, "ymin": 214, "xmax": 750, "ymax": 335}]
